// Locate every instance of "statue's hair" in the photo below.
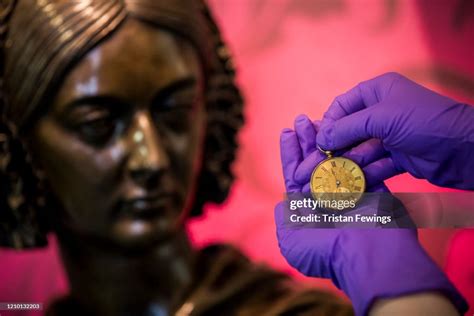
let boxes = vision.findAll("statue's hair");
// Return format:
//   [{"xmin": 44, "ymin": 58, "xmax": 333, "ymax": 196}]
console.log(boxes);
[{"xmin": 0, "ymin": 0, "xmax": 244, "ymax": 249}]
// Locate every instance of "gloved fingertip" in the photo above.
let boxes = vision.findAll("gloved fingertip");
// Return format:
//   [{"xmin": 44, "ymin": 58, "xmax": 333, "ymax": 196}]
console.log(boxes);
[
  {"xmin": 294, "ymin": 115, "xmax": 313, "ymax": 133},
  {"xmin": 280, "ymin": 128, "xmax": 296, "ymax": 144},
  {"xmin": 316, "ymin": 125, "xmax": 334, "ymax": 150},
  {"xmin": 295, "ymin": 114, "xmax": 309, "ymax": 122}
]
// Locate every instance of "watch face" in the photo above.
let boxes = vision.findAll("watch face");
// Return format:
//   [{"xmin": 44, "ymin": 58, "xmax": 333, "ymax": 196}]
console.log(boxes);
[{"xmin": 310, "ymin": 157, "xmax": 366, "ymax": 206}]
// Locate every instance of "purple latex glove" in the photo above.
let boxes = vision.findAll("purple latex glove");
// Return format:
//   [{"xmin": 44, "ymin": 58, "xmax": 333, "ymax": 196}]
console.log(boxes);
[
  {"xmin": 317, "ymin": 72, "xmax": 474, "ymax": 190},
  {"xmin": 285, "ymin": 117, "xmax": 396, "ymax": 193},
  {"xmin": 276, "ymin": 115, "xmax": 468, "ymax": 315}
]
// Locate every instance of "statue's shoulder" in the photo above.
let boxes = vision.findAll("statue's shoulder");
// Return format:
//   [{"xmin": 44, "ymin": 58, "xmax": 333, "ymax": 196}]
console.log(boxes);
[
  {"xmin": 180, "ymin": 243, "xmax": 354, "ymax": 316},
  {"xmin": 46, "ymin": 244, "xmax": 354, "ymax": 316}
]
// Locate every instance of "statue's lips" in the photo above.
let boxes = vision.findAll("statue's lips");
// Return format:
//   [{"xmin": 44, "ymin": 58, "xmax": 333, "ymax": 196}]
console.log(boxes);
[{"xmin": 116, "ymin": 195, "xmax": 176, "ymax": 220}]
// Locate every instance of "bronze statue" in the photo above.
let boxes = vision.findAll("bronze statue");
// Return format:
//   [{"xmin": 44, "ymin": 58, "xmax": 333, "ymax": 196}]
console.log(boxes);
[{"xmin": 0, "ymin": 1, "xmax": 352, "ymax": 315}]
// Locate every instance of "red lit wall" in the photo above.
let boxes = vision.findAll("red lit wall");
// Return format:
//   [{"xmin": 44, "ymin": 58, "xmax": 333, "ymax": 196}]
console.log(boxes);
[{"xmin": 1, "ymin": 1, "xmax": 473, "ymax": 314}]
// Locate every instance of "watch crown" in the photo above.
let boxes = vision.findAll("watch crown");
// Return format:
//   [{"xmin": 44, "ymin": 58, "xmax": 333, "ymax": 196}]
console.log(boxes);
[{"xmin": 317, "ymin": 145, "xmax": 333, "ymax": 158}]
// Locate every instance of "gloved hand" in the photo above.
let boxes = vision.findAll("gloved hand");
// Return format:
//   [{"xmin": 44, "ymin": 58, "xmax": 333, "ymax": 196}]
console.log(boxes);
[
  {"xmin": 285, "ymin": 117, "xmax": 395, "ymax": 193},
  {"xmin": 316, "ymin": 72, "xmax": 474, "ymax": 190},
  {"xmin": 276, "ymin": 115, "xmax": 468, "ymax": 315}
]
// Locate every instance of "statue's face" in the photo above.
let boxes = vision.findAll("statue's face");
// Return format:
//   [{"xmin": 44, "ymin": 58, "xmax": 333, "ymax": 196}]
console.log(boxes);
[{"xmin": 27, "ymin": 19, "xmax": 206, "ymax": 247}]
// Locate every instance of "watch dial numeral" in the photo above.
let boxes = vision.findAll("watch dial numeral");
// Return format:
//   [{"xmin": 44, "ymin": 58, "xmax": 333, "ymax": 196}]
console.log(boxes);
[{"xmin": 311, "ymin": 157, "xmax": 366, "ymax": 207}]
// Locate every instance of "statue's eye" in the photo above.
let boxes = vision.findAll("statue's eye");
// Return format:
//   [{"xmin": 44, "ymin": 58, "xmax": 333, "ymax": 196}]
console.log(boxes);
[
  {"xmin": 76, "ymin": 115, "xmax": 119, "ymax": 145},
  {"xmin": 152, "ymin": 92, "xmax": 200, "ymax": 134},
  {"xmin": 61, "ymin": 97, "xmax": 129, "ymax": 146},
  {"xmin": 65, "ymin": 105, "xmax": 124, "ymax": 146}
]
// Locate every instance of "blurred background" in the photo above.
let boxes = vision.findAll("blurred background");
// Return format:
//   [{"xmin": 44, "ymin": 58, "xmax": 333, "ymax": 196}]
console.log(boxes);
[{"xmin": 1, "ymin": 0, "xmax": 473, "ymax": 315}]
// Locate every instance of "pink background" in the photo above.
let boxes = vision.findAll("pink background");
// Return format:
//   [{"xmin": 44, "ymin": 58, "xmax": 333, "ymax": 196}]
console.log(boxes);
[{"xmin": 1, "ymin": 0, "xmax": 473, "ymax": 315}]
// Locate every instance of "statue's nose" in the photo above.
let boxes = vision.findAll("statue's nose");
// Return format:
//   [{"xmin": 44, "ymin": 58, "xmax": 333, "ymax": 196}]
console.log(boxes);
[{"xmin": 126, "ymin": 111, "xmax": 170, "ymax": 186}]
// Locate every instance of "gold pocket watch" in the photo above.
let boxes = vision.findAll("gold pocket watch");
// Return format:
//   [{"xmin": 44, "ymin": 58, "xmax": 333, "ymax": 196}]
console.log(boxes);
[{"xmin": 310, "ymin": 146, "xmax": 366, "ymax": 208}]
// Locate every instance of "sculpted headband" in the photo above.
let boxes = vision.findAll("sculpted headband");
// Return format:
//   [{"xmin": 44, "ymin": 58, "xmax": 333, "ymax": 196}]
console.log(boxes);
[{"xmin": 2, "ymin": 0, "xmax": 213, "ymax": 130}]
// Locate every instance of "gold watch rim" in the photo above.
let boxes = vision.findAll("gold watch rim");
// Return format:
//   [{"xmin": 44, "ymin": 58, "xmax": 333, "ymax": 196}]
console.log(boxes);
[{"xmin": 309, "ymin": 156, "xmax": 366, "ymax": 206}]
